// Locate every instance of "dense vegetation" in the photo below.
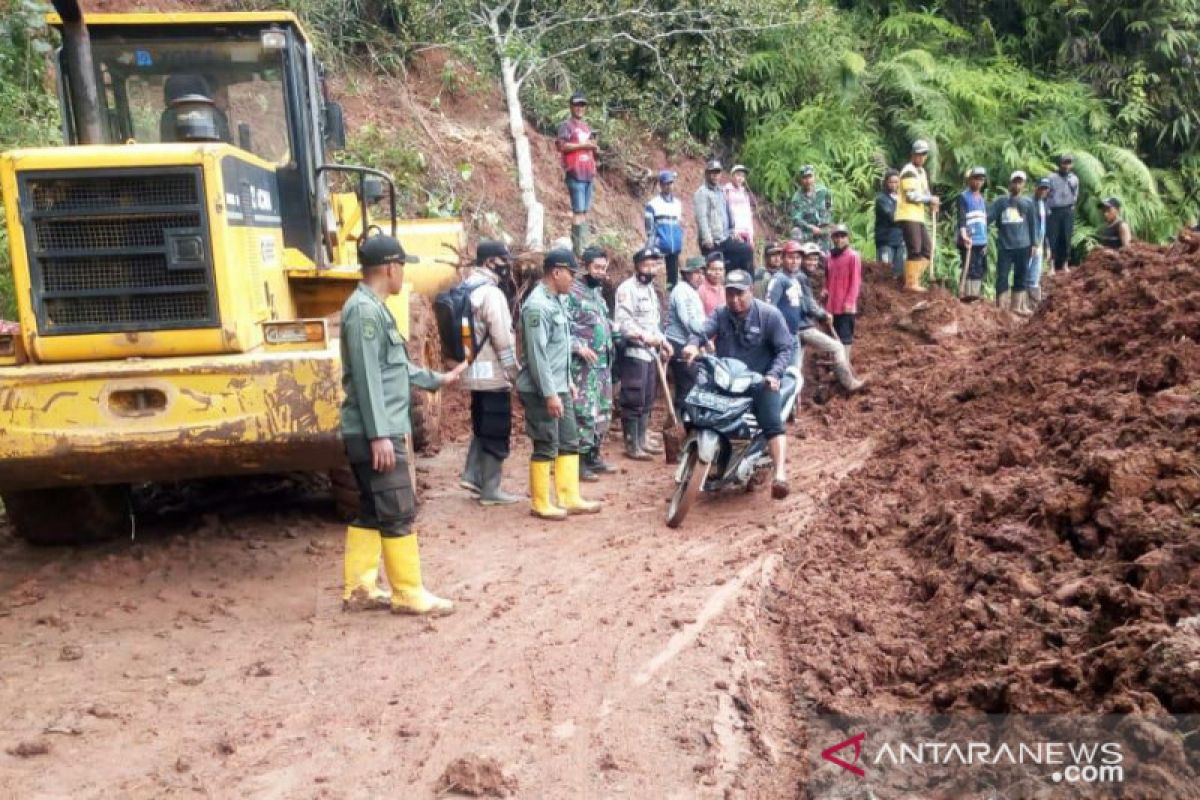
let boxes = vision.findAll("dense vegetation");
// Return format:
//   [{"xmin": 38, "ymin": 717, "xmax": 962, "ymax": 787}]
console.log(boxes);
[{"xmin": 2, "ymin": 0, "xmax": 1198, "ymax": 316}]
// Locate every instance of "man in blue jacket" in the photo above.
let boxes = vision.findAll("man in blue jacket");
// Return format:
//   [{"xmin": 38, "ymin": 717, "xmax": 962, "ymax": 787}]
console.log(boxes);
[
  {"xmin": 957, "ymin": 166, "xmax": 989, "ymax": 301},
  {"xmin": 682, "ymin": 270, "xmax": 795, "ymax": 499},
  {"xmin": 645, "ymin": 170, "xmax": 685, "ymax": 288}
]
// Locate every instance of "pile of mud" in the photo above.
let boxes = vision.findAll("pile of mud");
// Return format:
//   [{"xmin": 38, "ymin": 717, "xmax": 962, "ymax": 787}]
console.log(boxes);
[{"xmin": 786, "ymin": 236, "xmax": 1199, "ymax": 718}]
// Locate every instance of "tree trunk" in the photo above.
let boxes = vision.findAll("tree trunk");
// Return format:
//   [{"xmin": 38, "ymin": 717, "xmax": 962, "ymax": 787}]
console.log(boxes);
[{"xmin": 499, "ymin": 57, "xmax": 544, "ymax": 251}]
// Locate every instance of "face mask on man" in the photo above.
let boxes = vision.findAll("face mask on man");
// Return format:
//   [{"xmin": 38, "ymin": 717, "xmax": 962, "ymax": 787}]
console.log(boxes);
[
  {"xmin": 830, "ymin": 245, "xmax": 846, "ymax": 256},
  {"xmin": 636, "ymin": 271, "xmax": 654, "ymax": 285},
  {"xmin": 584, "ymin": 274, "xmax": 604, "ymax": 288}
]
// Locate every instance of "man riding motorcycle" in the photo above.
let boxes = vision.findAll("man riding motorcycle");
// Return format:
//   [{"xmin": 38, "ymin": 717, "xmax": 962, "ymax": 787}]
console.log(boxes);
[{"xmin": 681, "ymin": 269, "xmax": 795, "ymax": 498}]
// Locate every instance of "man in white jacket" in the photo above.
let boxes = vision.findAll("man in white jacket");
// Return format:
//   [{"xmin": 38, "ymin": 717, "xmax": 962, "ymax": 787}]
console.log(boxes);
[
  {"xmin": 614, "ymin": 247, "xmax": 673, "ymax": 460},
  {"xmin": 458, "ymin": 240, "xmax": 522, "ymax": 505}
]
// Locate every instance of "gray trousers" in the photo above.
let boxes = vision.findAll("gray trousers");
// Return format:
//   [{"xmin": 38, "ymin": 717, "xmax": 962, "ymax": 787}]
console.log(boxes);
[{"xmin": 798, "ymin": 327, "xmax": 854, "ymax": 388}]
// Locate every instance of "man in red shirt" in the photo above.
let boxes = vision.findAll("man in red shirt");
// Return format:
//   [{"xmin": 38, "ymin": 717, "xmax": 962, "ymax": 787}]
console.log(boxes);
[
  {"xmin": 556, "ymin": 93, "xmax": 599, "ymax": 255},
  {"xmin": 823, "ymin": 224, "xmax": 863, "ymax": 366}
]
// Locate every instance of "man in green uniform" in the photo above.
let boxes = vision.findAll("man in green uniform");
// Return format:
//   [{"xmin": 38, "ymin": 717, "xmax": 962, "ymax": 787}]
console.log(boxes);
[
  {"xmin": 340, "ymin": 234, "xmax": 466, "ymax": 615},
  {"xmin": 566, "ymin": 245, "xmax": 616, "ymax": 482},
  {"xmin": 517, "ymin": 248, "xmax": 603, "ymax": 520},
  {"xmin": 788, "ymin": 165, "xmax": 833, "ymax": 253}
]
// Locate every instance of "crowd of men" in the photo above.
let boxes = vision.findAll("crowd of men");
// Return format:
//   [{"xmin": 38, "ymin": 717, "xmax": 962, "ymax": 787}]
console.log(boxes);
[{"xmin": 335, "ymin": 97, "xmax": 1137, "ymax": 616}]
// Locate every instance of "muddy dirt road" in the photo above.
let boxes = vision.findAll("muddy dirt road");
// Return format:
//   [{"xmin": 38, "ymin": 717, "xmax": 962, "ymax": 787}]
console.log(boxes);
[{"xmin": 0, "ymin": 435, "xmax": 868, "ymax": 798}]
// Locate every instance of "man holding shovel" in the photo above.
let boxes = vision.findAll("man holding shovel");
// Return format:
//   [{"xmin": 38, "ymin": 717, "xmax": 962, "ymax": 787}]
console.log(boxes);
[{"xmin": 614, "ymin": 247, "xmax": 673, "ymax": 460}]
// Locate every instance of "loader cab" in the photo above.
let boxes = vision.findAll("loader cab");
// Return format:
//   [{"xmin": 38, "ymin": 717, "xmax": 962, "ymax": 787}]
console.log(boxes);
[{"xmin": 51, "ymin": 13, "xmax": 346, "ymax": 264}]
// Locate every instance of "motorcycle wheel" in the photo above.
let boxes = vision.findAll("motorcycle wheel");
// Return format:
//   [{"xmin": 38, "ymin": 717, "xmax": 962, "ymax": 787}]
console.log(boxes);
[{"xmin": 666, "ymin": 449, "xmax": 710, "ymax": 529}]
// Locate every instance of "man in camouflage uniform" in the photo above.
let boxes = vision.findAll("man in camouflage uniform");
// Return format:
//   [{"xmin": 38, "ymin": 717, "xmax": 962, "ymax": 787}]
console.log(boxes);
[
  {"xmin": 566, "ymin": 246, "xmax": 616, "ymax": 482},
  {"xmin": 517, "ymin": 248, "xmax": 603, "ymax": 520},
  {"xmin": 789, "ymin": 165, "xmax": 833, "ymax": 253}
]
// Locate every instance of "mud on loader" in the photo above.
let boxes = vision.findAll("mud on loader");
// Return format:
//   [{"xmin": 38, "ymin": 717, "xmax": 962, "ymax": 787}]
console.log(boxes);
[{"xmin": 0, "ymin": 5, "xmax": 462, "ymax": 544}]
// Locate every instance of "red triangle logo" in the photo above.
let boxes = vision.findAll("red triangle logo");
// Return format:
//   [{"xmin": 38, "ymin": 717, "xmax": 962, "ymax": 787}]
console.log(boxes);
[{"xmin": 821, "ymin": 731, "xmax": 866, "ymax": 777}]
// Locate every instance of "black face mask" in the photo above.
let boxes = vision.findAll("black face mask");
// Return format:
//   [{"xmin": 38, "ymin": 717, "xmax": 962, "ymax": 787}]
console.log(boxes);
[
  {"xmin": 584, "ymin": 274, "xmax": 604, "ymax": 288},
  {"xmin": 636, "ymin": 272, "xmax": 654, "ymax": 285},
  {"xmin": 831, "ymin": 245, "xmax": 846, "ymax": 256}
]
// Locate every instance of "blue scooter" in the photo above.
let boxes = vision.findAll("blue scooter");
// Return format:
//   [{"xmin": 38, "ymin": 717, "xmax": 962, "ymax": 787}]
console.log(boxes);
[{"xmin": 665, "ymin": 355, "xmax": 801, "ymax": 528}]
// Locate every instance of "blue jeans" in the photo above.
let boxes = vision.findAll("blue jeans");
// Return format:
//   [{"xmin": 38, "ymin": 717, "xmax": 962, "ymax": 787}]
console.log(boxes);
[
  {"xmin": 750, "ymin": 383, "xmax": 785, "ymax": 439},
  {"xmin": 1028, "ymin": 250, "xmax": 1043, "ymax": 289},
  {"xmin": 566, "ymin": 176, "xmax": 593, "ymax": 214},
  {"xmin": 877, "ymin": 242, "xmax": 906, "ymax": 277}
]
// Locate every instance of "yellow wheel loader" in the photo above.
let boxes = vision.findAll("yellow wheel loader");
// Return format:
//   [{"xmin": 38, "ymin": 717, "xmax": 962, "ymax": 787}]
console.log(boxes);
[{"xmin": 0, "ymin": 5, "xmax": 462, "ymax": 544}]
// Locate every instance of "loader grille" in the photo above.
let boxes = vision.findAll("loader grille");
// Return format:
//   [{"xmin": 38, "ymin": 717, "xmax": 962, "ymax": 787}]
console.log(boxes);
[{"xmin": 19, "ymin": 167, "xmax": 218, "ymax": 335}]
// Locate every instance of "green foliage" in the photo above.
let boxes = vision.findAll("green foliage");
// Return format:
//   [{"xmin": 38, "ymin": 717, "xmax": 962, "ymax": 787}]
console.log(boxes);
[
  {"xmin": 730, "ymin": 3, "xmax": 1189, "ymax": 250},
  {"xmin": 0, "ymin": 0, "xmax": 58, "ymax": 320}
]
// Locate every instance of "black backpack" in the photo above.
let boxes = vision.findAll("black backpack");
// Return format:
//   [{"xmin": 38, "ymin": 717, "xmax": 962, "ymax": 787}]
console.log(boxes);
[{"xmin": 433, "ymin": 278, "xmax": 490, "ymax": 363}]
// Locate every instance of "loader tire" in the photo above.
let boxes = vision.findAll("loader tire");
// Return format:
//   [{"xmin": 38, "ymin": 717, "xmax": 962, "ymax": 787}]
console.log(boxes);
[
  {"xmin": 1, "ymin": 485, "xmax": 130, "ymax": 546},
  {"xmin": 407, "ymin": 293, "xmax": 443, "ymax": 454}
]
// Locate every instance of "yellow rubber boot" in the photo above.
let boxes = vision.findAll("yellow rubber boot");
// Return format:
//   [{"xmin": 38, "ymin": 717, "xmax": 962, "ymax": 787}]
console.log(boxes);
[
  {"xmin": 554, "ymin": 454, "xmax": 603, "ymax": 515},
  {"xmin": 381, "ymin": 534, "xmax": 453, "ymax": 616},
  {"xmin": 904, "ymin": 260, "xmax": 928, "ymax": 292},
  {"xmin": 342, "ymin": 526, "xmax": 389, "ymax": 611},
  {"xmin": 530, "ymin": 460, "xmax": 568, "ymax": 520}
]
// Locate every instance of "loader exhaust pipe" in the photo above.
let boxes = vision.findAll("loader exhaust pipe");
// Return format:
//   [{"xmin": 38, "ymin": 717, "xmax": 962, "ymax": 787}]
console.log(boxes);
[{"xmin": 51, "ymin": 0, "xmax": 104, "ymax": 145}]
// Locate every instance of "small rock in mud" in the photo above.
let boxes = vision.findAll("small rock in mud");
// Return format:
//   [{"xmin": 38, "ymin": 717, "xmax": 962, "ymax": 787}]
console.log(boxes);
[
  {"xmin": 245, "ymin": 661, "xmax": 273, "ymax": 678},
  {"xmin": 59, "ymin": 644, "xmax": 84, "ymax": 662},
  {"xmin": 597, "ymin": 752, "xmax": 621, "ymax": 772},
  {"xmin": 435, "ymin": 755, "xmax": 517, "ymax": 797},
  {"xmin": 216, "ymin": 736, "xmax": 236, "ymax": 755},
  {"xmin": 175, "ymin": 756, "xmax": 190, "ymax": 773},
  {"xmin": 7, "ymin": 740, "xmax": 51, "ymax": 758}
]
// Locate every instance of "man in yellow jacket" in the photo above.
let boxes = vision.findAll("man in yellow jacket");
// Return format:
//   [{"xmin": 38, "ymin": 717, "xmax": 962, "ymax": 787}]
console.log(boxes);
[{"xmin": 896, "ymin": 139, "xmax": 941, "ymax": 292}]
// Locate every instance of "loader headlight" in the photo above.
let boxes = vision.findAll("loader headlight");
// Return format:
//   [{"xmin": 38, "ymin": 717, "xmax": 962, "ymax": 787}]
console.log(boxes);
[
  {"xmin": 264, "ymin": 320, "xmax": 327, "ymax": 346},
  {"xmin": 261, "ymin": 30, "xmax": 288, "ymax": 50}
]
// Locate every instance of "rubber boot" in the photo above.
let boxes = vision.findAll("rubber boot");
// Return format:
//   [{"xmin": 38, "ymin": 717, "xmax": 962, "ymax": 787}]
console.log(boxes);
[
  {"xmin": 843, "ymin": 344, "xmax": 853, "ymax": 368},
  {"xmin": 1028, "ymin": 286, "xmax": 1042, "ymax": 307},
  {"xmin": 570, "ymin": 222, "xmax": 590, "ymax": 256},
  {"xmin": 381, "ymin": 534, "xmax": 453, "ymax": 616},
  {"xmin": 554, "ymin": 453, "xmax": 602, "ymax": 514},
  {"xmin": 903, "ymin": 260, "xmax": 927, "ymax": 292},
  {"xmin": 640, "ymin": 413, "xmax": 664, "ymax": 455},
  {"xmin": 478, "ymin": 451, "xmax": 522, "ymax": 506},
  {"xmin": 1012, "ymin": 291, "xmax": 1033, "ymax": 317},
  {"xmin": 529, "ymin": 459, "xmax": 568, "ymax": 520},
  {"xmin": 342, "ymin": 526, "xmax": 390, "ymax": 611},
  {"xmin": 997, "ymin": 291, "xmax": 1010, "ymax": 311},
  {"xmin": 459, "ymin": 437, "xmax": 481, "ymax": 495},
  {"xmin": 587, "ymin": 447, "xmax": 617, "ymax": 474},
  {"xmin": 623, "ymin": 418, "xmax": 651, "ymax": 461},
  {"xmin": 965, "ymin": 279, "xmax": 982, "ymax": 299},
  {"xmin": 579, "ymin": 451, "xmax": 601, "ymax": 483}
]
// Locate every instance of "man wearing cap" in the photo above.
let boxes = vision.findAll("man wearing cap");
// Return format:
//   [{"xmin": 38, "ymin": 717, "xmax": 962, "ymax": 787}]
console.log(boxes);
[
  {"xmin": 897, "ymin": 140, "xmax": 940, "ymax": 292},
  {"xmin": 724, "ymin": 164, "xmax": 757, "ymax": 245},
  {"xmin": 698, "ymin": 251, "xmax": 727, "ymax": 317},
  {"xmin": 957, "ymin": 167, "xmax": 989, "ymax": 301},
  {"xmin": 988, "ymin": 171, "xmax": 1038, "ymax": 314},
  {"xmin": 665, "ymin": 255, "xmax": 709, "ymax": 416},
  {"xmin": 790, "ymin": 242, "xmax": 865, "ymax": 392},
  {"xmin": 1028, "ymin": 177, "xmax": 1052, "ymax": 307},
  {"xmin": 682, "ymin": 270, "xmax": 795, "ymax": 498},
  {"xmin": 875, "ymin": 169, "xmax": 905, "ymax": 282},
  {"xmin": 1046, "ymin": 154, "xmax": 1080, "ymax": 272},
  {"xmin": 1097, "ymin": 197, "xmax": 1132, "ymax": 249},
  {"xmin": 755, "ymin": 240, "xmax": 783, "ymax": 300},
  {"xmin": 824, "ymin": 225, "xmax": 863, "ymax": 366},
  {"xmin": 556, "ymin": 93, "xmax": 599, "ymax": 255},
  {"xmin": 615, "ymin": 247, "xmax": 673, "ymax": 460},
  {"xmin": 518, "ymin": 249, "xmax": 602, "ymax": 519},
  {"xmin": 789, "ymin": 165, "xmax": 833, "ymax": 253},
  {"xmin": 566, "ymin": 246, "xmax": 617, "ymax": 482},
  {"xmin": 694, "ymin": 160, "xmax": 730, "ymax": 256},
  {"xmin": 645, "ymin": 170, "xmax": 684, "ymax": 288},
  {"xmin": 767, "ymin": 240, "xmax": 806, "ymax": 367},
  {"xmin": 459, "ymin": 240, "xmax": 522, "ymax": 506},
  {"xmin": 340, "ymin": 235, "xmax": 467, "ymax": 615}
]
